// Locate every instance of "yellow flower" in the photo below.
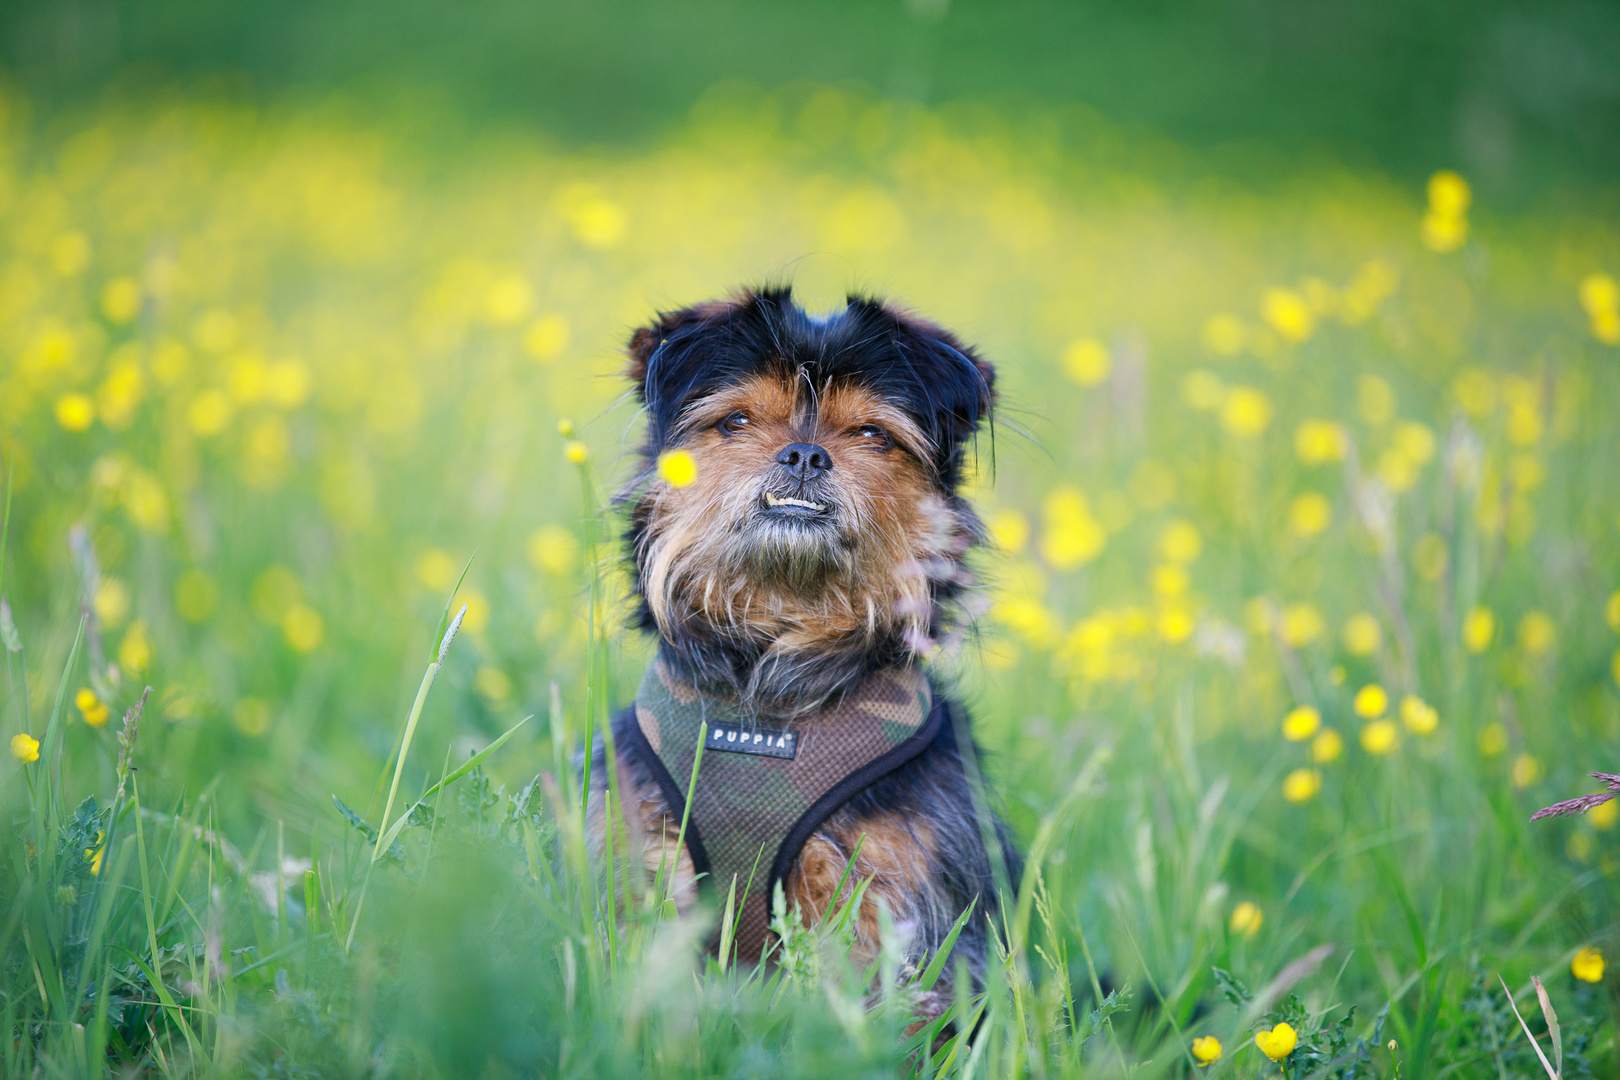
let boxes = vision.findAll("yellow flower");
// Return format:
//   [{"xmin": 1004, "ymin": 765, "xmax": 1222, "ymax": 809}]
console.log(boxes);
[
  {"xmin": 524, "ymin": 314, "xmax": 570, "ymax": 361},
  {"xmin": 1590, "ymin": 799, "xmax": 1618, "ymax": 831},
  {"xmin": 473, "ymin": 666, "xmax": 512, "ymax": 703},
  {"xmin": 1512, "ymin": 754, "xmax": 1542, "ymax": 789},
  {"xmin": 416, "ymin": 549, "xmax": 459, "ymax": 593},
  {"xmin": 1294, "ymin": 419, "xmax": 1347, "ymax": 464},
  {"xmin": 1518, "ymin": 611, "xmax": 1555, "ymax": 656},
  {"xmin": 51, "ymin": 231, "xmax": 90, "ymax": 275},
  {"xmin": 1572, "ymin": 946, "xmax": 1605, "ymax": 983},
  {"xmin": 1377, "ymin": 448, "xmax": 1417, "ymax": 493},
  {"xmin": 1421, "ymin": 210, "xmax": 1467, "ymax": 252},
  {"xmin": 1283, "ymin": 768, "xmax": 1322, "ymax": 803},
  {"xmin": 454, "ymin": 589, "xmax": 490, "ymax": 633},
  {"xmin": 1229, "ymin": 900, "xmax": 1263, "ymax": 937},
  {"xmin": 1255, "ymin": 1023, "xmax": 1298, "ymax": 1062},
  {"xmin": 1479, "ymin": 722, "xmax": 1508, "ymax": 756},
  {"xmin": 55, "ymin": 393, "xmax": 96, "ymax": 432},
  {"xmin": 1358, "ymin": 375, "xmax": 1396, "ymax": 426},
  {"xmin": 1201, "ymin": 314, "xmax": 1244, "ymax": 356},
  {"xmin": 1279, "ymin": 603, "xmax": 1324, "ymax": 647},
  {"xmin": 282, "ymin": 605, "xmax": 325, "ymax": 652},
  {"xmin": 1342, "ymin": 613, "xmax": 1381, "ymax": 656},
  {"xmin": 97, "ymin": 352, "xmax": 145, "ymax": 429},
  {"xmin": 228, "ymin": 353, "xmax": 269, "ymax": 403},
  {"xmin": 1581, "ymin": 273, "xmax": 1619, "ymax": 315},
  {"xmin": 1341, "ymin": 259, "xmax": 1400, "ymax": 323},
  {"xmin": 1157, "ymin": 608, "xmax": 1194, "ymax": 644},
  {"xmin": 1181, "ymin": 370, "xmax": 1225, "ymax": 411},
  {"xmin": 988, "ymin": 510, "xmax": 1030, "ymax": 554},
  {"xmin": 1261, "ymin": 288, "xmax": 1314, "ymax": 343},
  {"xmin": 101, "ymin": 276, "xmax": 142, "ymax": 323},
  {"xmin": 527, "ymin": 525, "xmax": 579, "ymax": 575},
  {"xmin": 265, "ymin": 360, "xmax": 311, "ymax": 408},
  {"xmin": 1428, "ymin": 170, "xmax": 1471, "ymax": 216},
  {"xmin": 1061, "ymin": 338, "xmax": 1111, "ymax": 386},
  {"xmin": 1287, "ymin": 492, "xmax": 1331, "ymax": 538},
  {"xmin": 234, "ymin": 698, "xmax": 273, "ymax": 737},
  {"xmin": 564, "ymin": 440, "xmax": 589, "ymax": 465},
  {"xmin": 1452, "ymin": 369, "xmax": 1497, "ymax": 417},
  {"xmin": 1311, "ymin": 728, "xmax": 1344, "ymax": 763},
  {"xmin": 1219, "ymin": 386, "xmax": 1272, "ymax": 438},
  {"xmin": 118, "ymin": 620, "xmax": 152, "ymax": 673},
  {"xmin": 1463, "ymin": 607, "xmax": 1495, "ymax": 653},
  {"xmin": 1361, "ymin": 719, "xmax": 1399, "ymax": 755},
  {"xmin": 94, "ymin": 578, "xmax": 131, "ymax": 629},
  {"xmin": 1393, "ymin": 421, "xmax": 1436, "ymax": 465},
  {"xmin": 1040, "ymin": 488, "xmax": 1106, "ymax": 570},
  {"xmin": 1282, "ymin": 705, "xmax": 1321, "ymax": 742},
  {"xmin": 1191, "ymin": 1035, "xmax": 1223, "ymax": 1065},
  {"xmin": 556, "ymin": 418, "xmax": 575, "ymax": 437},
  {"xmin": 76, "ymin": 688, "xmax": 110, "ymax": 727},
  {"xmin": 1606, "ymin": 590, "xmax": 1620, "ymax": 632},
  {"xmin": 1159, "ymin": 521, "xmax": 1202, "ymax": 565},
  {"xmin": 998, "ymin": 598, "xmax": 1060, "ymax": 649},
  {"xmin": 187, "ymin": 389, "xmax": 234, "ymax": 437},
  {"xmin": 122, "ymin": 471, "xmax": 170, "ymax": 535},
  {"xmin": 1151, "ymin": 564, "xmax": 1189, "ymax": 599},
  {"xmin": 567, "ymin": 194, "xmax": 628, "ymax": 249},
  {"xmin": 485, "ymin": 274, "xmax": 533, "ymax": 325},
  {"xmin": 11, "ymin": 733, "xmax": 40, "ymax": 763},
  {"xmin": 1589, "ymin": 305, "xmax": 1620, "ymax": 345},
  {"xmin": 1506, "ymin": 403, "xmax": 1543, "ymax": 446},
  {"xmin": 252, "ymin": 565, "xmax": 302, "ymax": 624},
  {"xmin": 657, "ymin": 449, "xmax": 698, "ymax": 488},
  {"xmin": 1400, "ymin": 695, "xmax": 1439, "ymax": 736}
]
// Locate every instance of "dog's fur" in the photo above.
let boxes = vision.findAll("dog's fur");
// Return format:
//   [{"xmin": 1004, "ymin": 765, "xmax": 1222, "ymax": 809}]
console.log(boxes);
[{"xmin": 588, "ymin": 286, "xmax": 1019, "ymax": 1005}]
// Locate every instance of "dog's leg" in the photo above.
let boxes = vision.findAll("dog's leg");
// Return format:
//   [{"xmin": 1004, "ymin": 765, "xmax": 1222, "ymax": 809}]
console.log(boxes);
[
  {"xmin": 783, "ymin": 811, "xmax": 938, "ymax": 963},
  {"xmin": 585, "ymin": 749, "xmax": 700, "ymax": 913}
]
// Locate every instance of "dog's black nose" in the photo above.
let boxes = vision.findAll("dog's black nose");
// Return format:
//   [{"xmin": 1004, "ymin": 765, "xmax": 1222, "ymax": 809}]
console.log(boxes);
[{"xmin": 776, "ymin": 442, "xmax": 833, "ymax": 481}]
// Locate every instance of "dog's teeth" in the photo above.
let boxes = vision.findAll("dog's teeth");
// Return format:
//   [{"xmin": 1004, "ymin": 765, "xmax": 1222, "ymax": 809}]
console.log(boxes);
[{"xmin": 764, "ymin": 493, "xmax": 826, "ymax": 512}]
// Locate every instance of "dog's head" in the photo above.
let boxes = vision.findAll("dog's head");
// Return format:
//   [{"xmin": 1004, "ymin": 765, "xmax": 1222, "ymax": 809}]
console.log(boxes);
[{"xmin": 622, "ymin": 287, "xmax": 995, "ymax": 711}]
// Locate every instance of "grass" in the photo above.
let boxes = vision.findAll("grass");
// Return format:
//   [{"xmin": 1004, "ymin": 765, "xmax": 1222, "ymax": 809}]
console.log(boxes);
[{"xmin": 2, "ymin": 76, "xmax": 1620, "ymax": 1077}]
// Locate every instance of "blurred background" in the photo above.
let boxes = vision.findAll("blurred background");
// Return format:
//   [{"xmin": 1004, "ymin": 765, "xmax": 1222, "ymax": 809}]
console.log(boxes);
[{"xmin": 4, "ymin": 1, "xmax": 1620, "ymax": 1072}]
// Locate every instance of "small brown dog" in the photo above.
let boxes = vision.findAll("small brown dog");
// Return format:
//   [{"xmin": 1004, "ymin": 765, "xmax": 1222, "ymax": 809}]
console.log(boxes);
[{"xmin": 589, "ymin": 286, "xmax": 1019, "ymax": 1005}]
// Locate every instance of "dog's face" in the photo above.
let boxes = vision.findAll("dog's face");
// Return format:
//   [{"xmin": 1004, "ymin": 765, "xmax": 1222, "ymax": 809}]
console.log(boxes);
[{"xmin": 623, "ymin": 288, "xmax": 994, "ymax": 707}]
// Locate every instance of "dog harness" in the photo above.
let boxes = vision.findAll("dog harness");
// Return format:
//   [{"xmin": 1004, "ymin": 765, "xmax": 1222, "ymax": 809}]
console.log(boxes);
[{"xmin": 614, "ymin": 659, "xmax": 946, "ymax": 964}]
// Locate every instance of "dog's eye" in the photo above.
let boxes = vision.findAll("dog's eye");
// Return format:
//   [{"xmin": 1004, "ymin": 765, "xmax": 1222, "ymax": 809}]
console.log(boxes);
[
  {"xmin": 718, "ymin": 411, "xmax": 750, "ymax": 436},
  {"xmin": 856, "ymin": 424, "xmax": 891, "ymax": 449}
]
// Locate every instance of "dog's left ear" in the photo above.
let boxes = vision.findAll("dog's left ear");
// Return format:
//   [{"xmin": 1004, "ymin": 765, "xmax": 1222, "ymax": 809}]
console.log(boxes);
[{"xmin": 865, "ymin": 301, "xmax": 996, "ymax": 461}]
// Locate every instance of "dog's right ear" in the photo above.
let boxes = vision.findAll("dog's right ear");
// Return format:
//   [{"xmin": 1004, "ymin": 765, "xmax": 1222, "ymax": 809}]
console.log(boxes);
[{"xmin": 625, "ymin": 315, "xmax": 683, "ymax": 403}]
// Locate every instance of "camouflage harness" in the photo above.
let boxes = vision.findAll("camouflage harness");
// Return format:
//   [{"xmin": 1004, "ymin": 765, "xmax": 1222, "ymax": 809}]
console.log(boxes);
[{"xmin": 614, "ymin": 660, "xmax": 946, "ymax": 964}]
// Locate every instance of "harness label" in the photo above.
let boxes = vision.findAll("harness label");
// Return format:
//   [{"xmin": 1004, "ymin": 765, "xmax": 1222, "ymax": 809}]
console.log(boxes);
[{"xmin": 705, "ymin": 722, "xmax": 798, "ymax": 759}]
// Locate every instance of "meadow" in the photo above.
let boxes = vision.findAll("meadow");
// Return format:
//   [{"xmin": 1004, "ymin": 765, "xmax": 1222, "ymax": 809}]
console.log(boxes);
[{"xmin": 3, "ymin": 78, "xmax": 1620, "ymax": 1077}]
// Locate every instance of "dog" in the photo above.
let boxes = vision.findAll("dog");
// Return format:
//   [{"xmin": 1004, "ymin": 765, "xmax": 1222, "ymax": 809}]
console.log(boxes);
[{"xmin": 588, "ymin": 286, "xmax": 1020, "ymax": 1013}]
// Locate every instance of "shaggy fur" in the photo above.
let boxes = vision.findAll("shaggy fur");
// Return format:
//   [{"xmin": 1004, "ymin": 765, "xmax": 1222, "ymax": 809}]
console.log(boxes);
[{"xmin": 591, "ymin": 285, "xmax": 1019, "ymax": 1006}]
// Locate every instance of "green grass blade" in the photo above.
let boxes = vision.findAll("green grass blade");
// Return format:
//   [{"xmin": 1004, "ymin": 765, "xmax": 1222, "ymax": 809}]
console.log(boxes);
[
  {"xmin": 915, "ymin": 896, "xmax": 978, "ymax": 993},
  {"xmin": 374, "ymin": 714, "xmax": 532, "ymax": 855}
]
